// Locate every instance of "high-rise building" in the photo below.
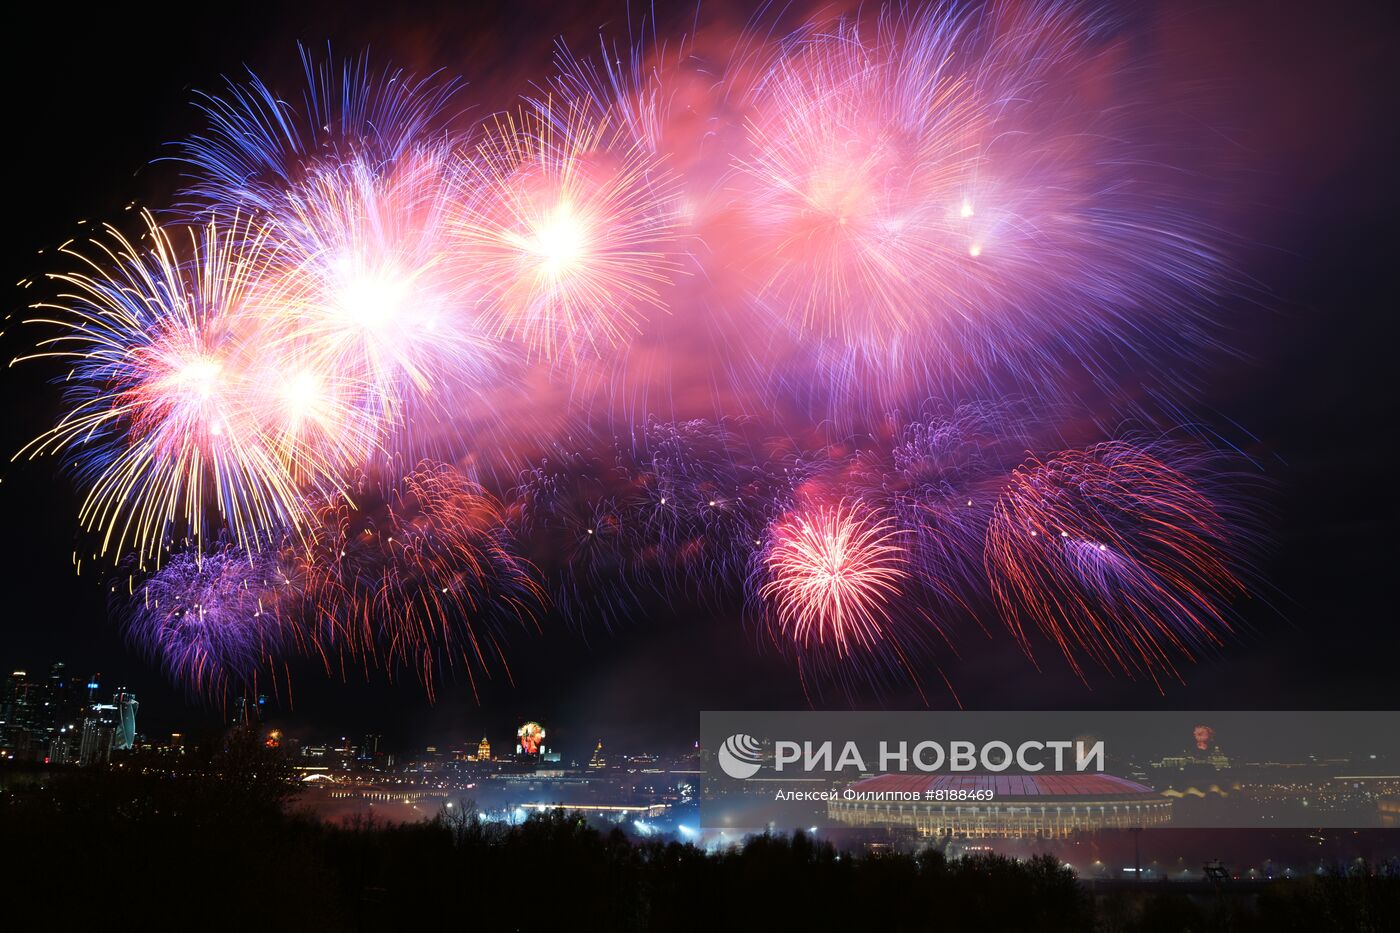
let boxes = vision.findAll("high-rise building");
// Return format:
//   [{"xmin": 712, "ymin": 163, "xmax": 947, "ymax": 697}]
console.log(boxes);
[
  {"xmin": 588, "ymin": 741, "xmax": 606, "ymax": 769},
  {"xmin": 78, "ymin": 703, "xmax": 117, "ymax": 766},
  {"xmin": 477, "ymin": 736, "xmax": 491, "ymax": 761},
  {"xmin": 232, "ymin": 696, "xmax": 248, "ymax": 728},
  {"xmin": 45, "ymin": 662, "xmax": 70, "ymax": 735},
  {"xmin": 3, "ymin": 664, "xmax": 106, "ymax": 762},
  {"xmin": 1, "ymin": 670, "xmax": 34, "ymax": 752},
  {"xmin": 48, "ymin": 723, "xmax": 80, "ymax": 764},
  {"xmin": 113, "ymin": 689, "xmax": 138, "ymax": 751}
]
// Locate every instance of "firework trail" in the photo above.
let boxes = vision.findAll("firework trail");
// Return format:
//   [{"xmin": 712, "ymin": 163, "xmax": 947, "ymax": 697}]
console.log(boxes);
[
  {"xmin": 513, "ymin": 421, "xmax": 825, "ymax": 629},
  {"xmin": 122, "ymin": 541, "xmax": 298, "ymax": 697},
  {"xmin": 177, "ymin": 45, "xmax": 460, "ymax": 218},
  {"xmin": 514, "ymin": 448, "xmax": 645, "ymax": 631},
  {"xmin": 983, "ymin": 441, "xmax": 1246, "ymax": 687},
  {"xmin": 853, "ymin": 403, "xmax": 1040, "ymax": 625},
  {"xmin": 296, "ymin": 461, "xmax": 544, "ymax": 698},
  {"xmin": 628, "ymin": 418, "xmax": 798, "ymax": 594}
]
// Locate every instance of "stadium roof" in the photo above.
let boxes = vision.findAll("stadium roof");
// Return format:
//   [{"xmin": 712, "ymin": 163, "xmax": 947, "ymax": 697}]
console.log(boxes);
[{"xmin": 847, "ymin": 773, "xmax": 1158, "ymax": 798}]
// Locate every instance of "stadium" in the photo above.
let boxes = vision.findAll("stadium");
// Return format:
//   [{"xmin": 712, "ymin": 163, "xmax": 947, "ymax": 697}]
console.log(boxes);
[{"xmin": 828, "ymin": 774, "xmax": 1172, "ymax": 839}]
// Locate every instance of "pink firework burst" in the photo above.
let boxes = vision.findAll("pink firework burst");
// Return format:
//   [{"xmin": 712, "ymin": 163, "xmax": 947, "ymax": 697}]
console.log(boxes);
[{"xmin": 757, "ymin": 499, "xmax": 909, "ymax": 655}]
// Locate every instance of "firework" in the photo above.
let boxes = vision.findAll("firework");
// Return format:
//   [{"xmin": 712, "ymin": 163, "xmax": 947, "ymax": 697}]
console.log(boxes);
[
  {"xmin": 853, "ymin": 403, "xmax": 1039, "ymax": 625},
  {"xmin": 296, "ymin": 462, "xmax": 544, "ymax": 697},
  {"xmin": 733, "ymin": 4, "xmax": 1223, "ymax": 408},
  {"xmin": 984, "ymin": 441, "xmax": 1245, "ymax": 686},
  {"xmin": 449, "ymin": 97, "xmax": 683, "ymax": 361},
  {"xmin": 755, "ymin": 499, "xmax": 909, "ymax": 654},
  {"xmin": 177, "ymin": 45, "xmax": 459, "ymax": 218},
  {"xmin": 270, "ymin": 151, "xmax": 512, "ymax": 457},
  {"xmin": 10, "ymin": 8, "xmax": 1268, "ymax": 703},
  {"xmin": 123, "ymin": 542, "xmax": 297, "ymax": 696},
  {"xmin": 629, "ymin": 419, "xmax": 784, "ymax": 591},
  {"xmin": 15, "ymin": 212, "xmax": 328, "ymax": 562},
  {"xmin": 514, "ymin": 447, "xmax": 646, "ymax": 631}
]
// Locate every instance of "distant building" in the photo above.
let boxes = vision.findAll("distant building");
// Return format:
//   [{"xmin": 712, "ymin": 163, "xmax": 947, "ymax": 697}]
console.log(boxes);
[
  {"xmin": 79, "ymin": 703, "xmax": 118, "ymax": 766},
  {"xmin": 3, "ymin": 665, "xmax": 85, "ymax": 760},
  {"xmin": 1, "ymin": 670, "xmax": 37, "ymax": 755},
  {"xmin": 48, "ymin": 723, "xmax": 80, "ymax": 764},
  {"xmin": 113, "ymin": 689, "xmax": 138, "ymax": 751},
  {"xmin": 588, "ymin": 741, "xmax": 606, "ymax": 769},
  {"xmin": 1153, "ymin": 725, "xmax": 1232, "ymax": 771},
  {"xmin": 828, "ymin": 774, "xmax": 1172, "ymax": 839},
  {"xmin": 477, "ymin": 736, "xmax": 491, "ymax": 762},
  {"xmin": 232, "ymin": 697, "xmax": 248, "ymax": 728}
]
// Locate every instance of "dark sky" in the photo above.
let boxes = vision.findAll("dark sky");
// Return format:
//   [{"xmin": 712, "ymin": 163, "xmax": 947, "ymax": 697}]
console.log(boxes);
[{"xmin": 2, "ymin": 0, "xmax": 1397, "ymax": 758}]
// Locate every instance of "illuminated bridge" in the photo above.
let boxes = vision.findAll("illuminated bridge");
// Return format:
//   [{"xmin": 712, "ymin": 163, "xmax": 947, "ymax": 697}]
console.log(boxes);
[
  {"xmin": 522, "ymin": 802, "xmax": 669, "ymax": 817},
  {"xmin": 325, "ymin": 788, "xmax": 450, "ymax": 805},
  {"xmin": 828, "ymin": 773, "xmax": 1172, "ymax": 839}
]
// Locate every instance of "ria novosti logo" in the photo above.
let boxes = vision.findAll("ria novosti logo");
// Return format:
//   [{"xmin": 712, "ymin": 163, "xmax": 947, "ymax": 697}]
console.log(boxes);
[
  {"xmin": 713, "ymin": 732, "xmax": 1108, "ymax": 779},
  {"xmin": 718, "ymin": 733, "xmax": 764, "ymax": 779}
]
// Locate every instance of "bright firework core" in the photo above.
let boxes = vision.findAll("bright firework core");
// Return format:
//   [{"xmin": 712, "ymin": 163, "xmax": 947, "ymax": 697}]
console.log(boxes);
[
  {"xmin": 174, "ymin": 357, "xmax": 223, "ymax": 398},
  {"xmin": 519, "ymin": 201, "xmax": 589, "ymax": 278},
  {"xmin": 334, "ymin": 266, "xmax": 413, "ymax": 333}
]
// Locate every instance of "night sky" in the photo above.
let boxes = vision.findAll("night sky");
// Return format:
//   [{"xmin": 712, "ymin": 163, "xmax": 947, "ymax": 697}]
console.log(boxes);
[{"xmin": 3, "ymin": 0, "xmax": 1396, "ymax": 757}]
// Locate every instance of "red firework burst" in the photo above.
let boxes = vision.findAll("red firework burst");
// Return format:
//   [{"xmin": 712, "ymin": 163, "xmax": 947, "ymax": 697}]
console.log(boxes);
[{"xmin": 984, "ymin": 442, "xmax": 1245, "ymax": 687}]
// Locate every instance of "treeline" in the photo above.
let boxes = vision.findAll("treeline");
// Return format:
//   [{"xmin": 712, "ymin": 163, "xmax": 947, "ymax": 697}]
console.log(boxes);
[{"xmin": 1, "ymin": 745, "xmax": 1395, "ymax": 932}]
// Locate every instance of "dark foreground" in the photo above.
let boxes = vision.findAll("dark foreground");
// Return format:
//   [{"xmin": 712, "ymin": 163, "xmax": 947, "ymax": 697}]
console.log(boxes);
[{"xmin": 2, "ymin": 745, "xmax": 1396, "ymax": 932}]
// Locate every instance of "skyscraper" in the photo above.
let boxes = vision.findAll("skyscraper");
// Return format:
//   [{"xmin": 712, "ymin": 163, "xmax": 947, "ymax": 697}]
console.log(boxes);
[
  {"xmin": 78, "ymin": 702, "xmax": 117, "ymax": 766},
  {"xmin": 113, "ymin": 689, "xmax": 138, "ymax": 750},
  {"xmin": 1, "ymin": 671, "xmax": 26, "ymax": 748}
]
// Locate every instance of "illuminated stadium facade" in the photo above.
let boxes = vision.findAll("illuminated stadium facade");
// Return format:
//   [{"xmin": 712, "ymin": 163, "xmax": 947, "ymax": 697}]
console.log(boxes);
[{"xmin": 828, "ymin": 774, "xmax": 1172, "ymax": 839}]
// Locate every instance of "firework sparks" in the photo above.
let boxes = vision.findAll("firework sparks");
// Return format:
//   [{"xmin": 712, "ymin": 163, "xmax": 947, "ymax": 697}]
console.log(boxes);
[
  {"xmin": 10, "ymin": 5, "xmax": 1267, "ymax": 701},
  {"xmin": 123, "ymin": 542, "xmax": 297, "ymax": 697},
  {"xmin": 733, "ymin": 4, "xmax": 1224, "ymax": 409},
  {"xmin": 756, "ymin": 499, "xmax": 909, "ymax": 654},
  {"xmin": 177, "ymin": 46, "xmax": 460, "ymax": 218},
  {"xmin": 296, "ymin": 462, "xmax": 545, "ymax": 698},
  {"xmin": 984, "ymin": 442, "xmax": 1246, "ymax": 687},
  {"xmin": 15, "ymin": 212, "xmax": 327, "ymax": 562},
  {"xmin": 450, "ymin": 98, "xmax": 682, "ymax": 361}
]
